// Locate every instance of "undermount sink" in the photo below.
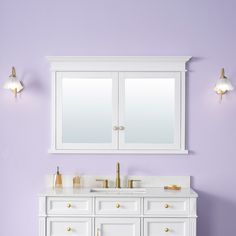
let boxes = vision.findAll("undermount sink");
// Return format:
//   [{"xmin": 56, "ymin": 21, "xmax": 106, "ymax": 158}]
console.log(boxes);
[{"xmin": 90, "ymin": 188, "xmax": 147, "ymax": 193}]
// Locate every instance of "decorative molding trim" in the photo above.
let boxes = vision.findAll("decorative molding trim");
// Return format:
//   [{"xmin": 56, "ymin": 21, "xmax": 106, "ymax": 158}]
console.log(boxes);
[
  {"xmin": 39, "ymin": 217, "xmax": 46, "ymax": 236},
  {"xmin": 47, "ymin": 56, "xmax": 191, "ymax": 72},
  {"xmin": 189, "ymin": 218, "xmax": 197, "ymax": 236},
  {"xmin": 49, "ymin": 149, "xmax": 189, "ymax": 154},
  {"xmin": 47, "ymin": 56, "xmax": 191, "ymax": 62},
  {"xmin": 38, "ymin": 197, "xmax": 46, "ymax": 215}
]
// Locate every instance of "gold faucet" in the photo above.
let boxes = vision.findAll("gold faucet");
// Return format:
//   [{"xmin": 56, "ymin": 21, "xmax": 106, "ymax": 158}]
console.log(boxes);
[{"xmin": 116, "ymin": 162, "xmax": 121, "ymax": 188}]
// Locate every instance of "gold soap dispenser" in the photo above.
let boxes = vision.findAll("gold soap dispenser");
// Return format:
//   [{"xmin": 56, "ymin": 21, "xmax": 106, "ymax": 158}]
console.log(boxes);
[{"xmin": 54, "ymin": 166, "xmax": 63, "ymax": 188}]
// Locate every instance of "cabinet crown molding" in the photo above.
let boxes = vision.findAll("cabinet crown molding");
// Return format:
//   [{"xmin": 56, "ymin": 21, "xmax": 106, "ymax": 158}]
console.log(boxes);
[{"xmin": 47, "ymin": 56, "xmax": 192, "ymax": 71}]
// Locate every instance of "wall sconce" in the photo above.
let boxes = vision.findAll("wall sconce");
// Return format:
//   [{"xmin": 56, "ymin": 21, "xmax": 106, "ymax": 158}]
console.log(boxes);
[
  {"xmin": 3, "ymin": 67, "xmax": 24, "ymax": 98},
  {"xmin": 213, "ymin": 68, "xmax": 234, "ymax": 100}
]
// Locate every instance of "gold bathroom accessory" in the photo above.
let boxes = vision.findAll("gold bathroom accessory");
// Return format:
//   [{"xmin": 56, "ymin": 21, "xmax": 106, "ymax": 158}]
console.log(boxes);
[
  {"xmin": 116, "ymin": 203, "xmax": 121, "ymax": 208},
  {"xmin": 54, "ymin": 166, "xmax": 63, "ymax": 188},
  {"xmin": 73, "ymin": 176, "xmax": 80, "ymax": 188},
  {"xmin": 96, "ymin": 179, "xmax": 109, "ymax": 188},
  {"xmin": 116, "ymin": 162, "xmax": 121, "ymax": 188},
  {"xmin": 128, "ymin": 179, "xmax": 141, "ymax": 188},
  {"xmin": 164, "ymin": 185, "xmax": 181, "ymax": 190}
]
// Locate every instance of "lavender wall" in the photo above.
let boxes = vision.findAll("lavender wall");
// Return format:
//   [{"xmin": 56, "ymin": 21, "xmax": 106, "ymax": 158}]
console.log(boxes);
[{"xmin": 1, "ymin": 0, "xmax": 236, "ymax": 235}]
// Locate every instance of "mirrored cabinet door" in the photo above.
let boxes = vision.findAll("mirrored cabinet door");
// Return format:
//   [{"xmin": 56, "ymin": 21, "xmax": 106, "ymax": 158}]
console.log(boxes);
[
  {"xmin": 118, "ymin": 72, "xmax": 181, "ymax": 150},
  {"xmin": 55, "ymin": 72, "xmax": 118, "ymax": 150}
]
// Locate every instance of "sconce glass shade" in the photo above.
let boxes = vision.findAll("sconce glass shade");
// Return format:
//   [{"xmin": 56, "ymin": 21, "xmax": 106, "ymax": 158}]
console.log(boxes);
[
  {"xmin": 3, "ymin": 76, "xmax": 23, "ymax": 93},
  {"xmin": 213, "ymin": 68, "xmax": 234, "ymax": 94},
  {"xmin": 3, "ymin": 67, "xmax": 23, "ymax": 95}
]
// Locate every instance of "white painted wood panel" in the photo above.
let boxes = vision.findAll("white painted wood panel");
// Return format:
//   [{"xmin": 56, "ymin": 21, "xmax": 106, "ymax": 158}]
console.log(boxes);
[
  {"xmin": 95, "ymin": 197, "xmax": 141, "ymax": 215},
  {"xmin": 39, "ymin": 217, "xmax": 46, "ymax": 236},
  {"xmin": 47, "ymin": 197, "xmax": 92, "ymax": 215},
  {"xmin": 144, "ymin": 218, "xmax": 189, "ymax": 236},
  {"xmin": 144, "ymin": 198, "xmax": 189, "ymax": 216},
  {"xmin": 95, "ymin": 218, "xmax": 140, "ymax": 236},
  {"xmin": 47, "ymin": 217, "xmax": 92, "ymax": 236}
]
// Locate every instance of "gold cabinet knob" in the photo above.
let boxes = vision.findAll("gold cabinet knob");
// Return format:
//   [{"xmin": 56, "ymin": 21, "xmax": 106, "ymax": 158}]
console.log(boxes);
[
  {"xmin": 119, "ymin": 126, "xmax": 125, "ymax": 130},
  {"xmin": 113, "ymin": 126, "xmax": 119, "ymax": 131},
  {"xmin": 67, "ymin": 203, "xmax": 72, "ymax": 208},
  {"xmin": 116, "ymin": 203, "xmax": 121, "ymax": 208},
  {"xmin": 164, "ymin": 203, "xmax": 170, "ymax": 208},
  {"xmin": 164, "ymin": 228, "xmax": 170, "ymax": 232},
  {"xmin": 67, "ymin": 227, "xmax": 72, "ymax": 232}
]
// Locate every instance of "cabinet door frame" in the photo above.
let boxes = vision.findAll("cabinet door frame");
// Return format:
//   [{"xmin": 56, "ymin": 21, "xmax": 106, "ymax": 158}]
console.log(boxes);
[
  {"xmin": 54, "ymin": 71, "xmax": 119, "ymax": 150},
  {"xmin": 118, "ymin": 72, "xmax": 182, "ymax": 150},
  {"xmin": 48, "ymin": 56, "xmax": 190, "ymax": 154},
  {"xmin": 95, "ymin": 218, "xmax": 140, "ymax": 236}
]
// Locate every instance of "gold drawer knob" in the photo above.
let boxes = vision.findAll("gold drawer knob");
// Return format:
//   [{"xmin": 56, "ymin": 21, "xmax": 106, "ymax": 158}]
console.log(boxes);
[
  {"xmin": 67, "ymin": 227, "xmax": 72, "ymax": 232},
  {"xmin": 116, "ymin": 203, "xmax": 121, "ymax": 208},
  {"xmin": 67, "ymin": 203, "xmax": 72, "ymax": 208},
  {"xmin": 164, "ymin": 228, "xmax": 170, "ymax": 232},
  {"xmin": 164, "ymin": 204, "xmax": 170, "ymax": 208}
]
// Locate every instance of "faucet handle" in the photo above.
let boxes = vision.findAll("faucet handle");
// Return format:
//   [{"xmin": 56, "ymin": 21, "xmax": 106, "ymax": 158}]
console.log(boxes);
[
  {"xmin": 128, "ymin": 179, "xmax": 141, "ymax": 188},
  {"xmin": 96, "ymin": 179, "xmax": 109, "ymax": 188}
]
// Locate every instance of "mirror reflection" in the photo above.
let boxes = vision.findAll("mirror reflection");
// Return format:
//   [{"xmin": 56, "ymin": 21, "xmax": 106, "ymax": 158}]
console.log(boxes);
[
  {"xmin": 62, "ymin": 78, "xmax": 113, "ymax": 143},
  {"xmin": 124, "ymin": 78, "xmax": 175, "ymax": 144}
]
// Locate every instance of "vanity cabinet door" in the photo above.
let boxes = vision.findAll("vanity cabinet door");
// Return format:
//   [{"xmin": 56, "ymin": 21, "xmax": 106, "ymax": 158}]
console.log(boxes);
[
  {"xmin": 55, "ymin": 72, "xmax": 119, "ymax": 150},
  {"xmin": 47, "ymin": 217, "xmax": 92, "ymax": 236},
  {"xmin": 118, "ymin": 72, "xmax": 181, "ymax": 150},
  {"xmin": 144, "ymin": 218, "xmax": 190, "ymax": 236},
  {"xmin": 95, "ymin": 218, "xmax": 140, "ymax": 236}
]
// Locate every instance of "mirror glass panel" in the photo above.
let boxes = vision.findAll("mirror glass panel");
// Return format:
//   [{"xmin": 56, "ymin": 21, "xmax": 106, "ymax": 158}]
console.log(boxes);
[
  {"xmin": 124, "ymin": 78, "xmax": 175, "ymax": 144},
  {"xmin": 62, "ymin": 78, "xmax": 113, "ymax": 143}
]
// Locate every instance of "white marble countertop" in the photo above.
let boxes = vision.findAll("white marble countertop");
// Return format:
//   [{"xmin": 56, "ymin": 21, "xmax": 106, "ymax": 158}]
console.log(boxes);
[{"xmin": 39, "ymin": 187, "xmax": 198, "ymax": 198}]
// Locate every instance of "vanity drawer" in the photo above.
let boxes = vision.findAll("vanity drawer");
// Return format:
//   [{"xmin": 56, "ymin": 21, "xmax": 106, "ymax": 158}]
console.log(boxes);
[
  {"xmin": 47, "ymin": 217, "xmax": 92, "ymax": 236},
  {"xmin": 144, "ymin": 218, "xmax": 189, "ymax": 236},
  {"xmin": 144, "ymin": 198, "xmax": 189, "ymax": 216},
  {"xmin": 95, "ymin": 197, "xmax": 141, "ymax": 215},
  {"xmin": 47, "ymin": 197, "xmax": 92, "ymax": 215}
]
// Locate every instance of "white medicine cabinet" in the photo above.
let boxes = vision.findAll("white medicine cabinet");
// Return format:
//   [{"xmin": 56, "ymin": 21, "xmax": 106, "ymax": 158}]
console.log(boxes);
[{"xmin": 48, "ymin": 56, "xmax": 191, "ymax": 154}]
